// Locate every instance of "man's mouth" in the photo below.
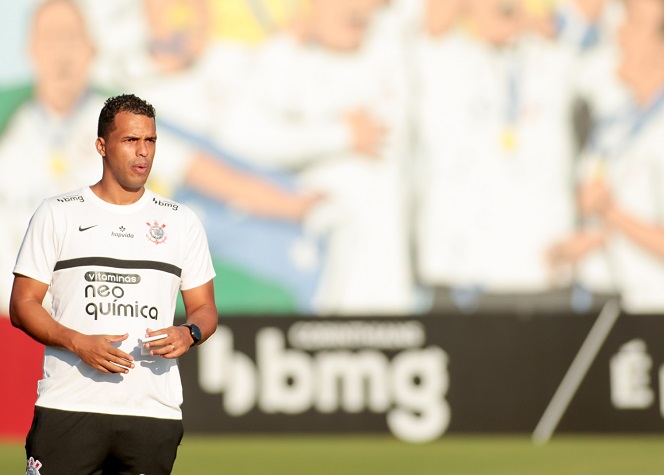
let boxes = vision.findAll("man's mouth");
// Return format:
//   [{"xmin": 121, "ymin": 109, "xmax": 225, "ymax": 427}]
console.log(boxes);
[{"xmin": 132, "ymin": 163, "xmax": 149, "ymax": 174}]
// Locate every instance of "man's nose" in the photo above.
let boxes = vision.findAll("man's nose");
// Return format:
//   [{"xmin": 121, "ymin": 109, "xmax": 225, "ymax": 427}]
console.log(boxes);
[{"xmin": 137, "ymin": 140, "xmax": 148, "ymax": 156}]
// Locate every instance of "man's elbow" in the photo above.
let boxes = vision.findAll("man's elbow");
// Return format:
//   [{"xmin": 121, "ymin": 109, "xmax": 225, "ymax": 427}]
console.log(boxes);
[
  {"xmin": 8, "ymin": 303, "xmax": 22, "ymax": 329},
  {"xmin": 9, "ymin": 295, "xmax": 28, "ymax": 330}
]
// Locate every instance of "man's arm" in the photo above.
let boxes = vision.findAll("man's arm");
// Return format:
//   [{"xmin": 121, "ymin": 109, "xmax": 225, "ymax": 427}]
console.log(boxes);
[
  {"xmin": 180, "ymin": 279, "xmax": 217, "ymax": 346},
  {"xmin": 145, "ymin": 279, "xmax": 217, "ymax": 358},
  {"xmin": 581, "ymin": 179, "xmax": 664, "ymax": 259},
  {"xmin": 10, "ymin": 274, "xmax": 135, "ymax": 374},
  {"xmin": 604, "ymin": 206, "xmax": 664, "ymax": 259},
  {"xmin": 185, "ymin": 153, "xmax": 322, "ymax": 221}
]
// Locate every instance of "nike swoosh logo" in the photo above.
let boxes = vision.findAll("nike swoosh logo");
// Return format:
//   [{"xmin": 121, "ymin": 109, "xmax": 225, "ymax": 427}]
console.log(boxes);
[{"xmin": 78, "ymin": 225, "xmax": 98, "ymax": 232}]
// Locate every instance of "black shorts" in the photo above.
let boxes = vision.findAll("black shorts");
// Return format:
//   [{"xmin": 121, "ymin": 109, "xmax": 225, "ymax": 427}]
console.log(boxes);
[{"xmin": 25, "ymin": 406, "xmax": 184, "ymax": 475}]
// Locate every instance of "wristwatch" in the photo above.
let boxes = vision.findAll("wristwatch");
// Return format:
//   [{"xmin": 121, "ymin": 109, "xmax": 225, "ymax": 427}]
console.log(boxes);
[{"xmin": 181, "ymin": 323, "xmax": 202, "ymax": 347}]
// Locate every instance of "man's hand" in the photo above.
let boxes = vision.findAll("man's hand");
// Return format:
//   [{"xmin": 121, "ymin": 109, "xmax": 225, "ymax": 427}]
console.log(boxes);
[
  {"xmin": 287, "ymin": 192, "xmax": 326, "ymax": 221},
  {"xmin": 344, "ymin": 108, "xmax": 387, "ymax": 158},
  {"xmin": 143, "ymin": 326, "xmax": 194, "ymax": 359},
  {"xmin": 578, "ymin": 179, "xmax": 613, "ymax": 217},
  {"xmin": 71, "ymin": 333, "xmax": 135, "ymax": 374},
  {"xmin": 546, "ymin": 231, "xmax": 606, "ymax": 269}
]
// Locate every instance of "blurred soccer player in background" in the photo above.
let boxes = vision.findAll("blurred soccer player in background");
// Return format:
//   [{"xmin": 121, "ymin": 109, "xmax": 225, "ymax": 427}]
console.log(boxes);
[
  {"xmin": 549, "ymin": 0, "xmax": 664, "ymax": 314},
  {"xmin": 0, "ymin": 0, "xmax": 103, "ymax": 313},
  {"xmin": 217, "ymin": 0, "xmax": 415, "ymax": 315},
  {"xmin": 0, "ymin": 0, "xmax": 322, "ymax": 315},
  {"xmin": 413, "ymin": 0, "xmax": 578, "ymax": 314}
]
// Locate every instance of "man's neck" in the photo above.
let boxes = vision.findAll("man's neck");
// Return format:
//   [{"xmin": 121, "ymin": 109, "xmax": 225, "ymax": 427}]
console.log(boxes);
[
  {"xmin": 90, "ymin": 182, "xmax": 146, "ymax": 205},
  {"xmin": 629, "ymin": 63, "xmax": 664, "ymax": 108},
  {"xmin": 35, "ymin": 85, "xmax": 81, "ymax": 117}
]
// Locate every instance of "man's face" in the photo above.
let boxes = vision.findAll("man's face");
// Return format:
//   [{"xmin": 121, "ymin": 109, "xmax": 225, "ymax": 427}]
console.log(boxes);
[
  {"xmin": 469, "ymin": 0, "xmax": 525, "ymax": 45},
  {"xmin": 425, "ymin": 0, "xmax": 465, "ymax": 37},
  {"xmin": 96, "ymin": 112, "xmax": 157, "ymax": 192},
  {"xmin": 144, "ymin": 0, "xmax": 209, "ymax": 71},
  {"xmin": 308, "ymin": 0, "xmax": 379, "ymax": 51},
  {"xmin": 618, "ymin": 0, "xmax": 664, "ymax": 83},
  {"xmin": 30, "ymin": 0, "xmax": 94, "ymax": 99},
  {"xmin": 574, "ymin": 0, "xmax": 608, "ymax": 21}
]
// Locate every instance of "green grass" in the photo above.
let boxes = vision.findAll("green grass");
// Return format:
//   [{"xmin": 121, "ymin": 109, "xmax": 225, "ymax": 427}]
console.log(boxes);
[{"xmin": 3, "ymin": 434, "xmax": 664, "ymax": 474}]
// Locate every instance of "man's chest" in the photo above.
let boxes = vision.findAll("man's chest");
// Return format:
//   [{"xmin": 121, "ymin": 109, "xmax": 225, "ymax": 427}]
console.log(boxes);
[{"xmin": 58, "ymin": 208, "xmax": 186, "ymax": 265}]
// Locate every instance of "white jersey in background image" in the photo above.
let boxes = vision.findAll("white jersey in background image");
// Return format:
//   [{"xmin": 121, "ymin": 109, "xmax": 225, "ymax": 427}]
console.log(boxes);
[
  {"xmin": 0, "ymin": 93, "xmax": 105, "ymax": 314},
  {"xmin": 414, "ymin": 29, "xmax": 577, "ymax": 294},
  {"xmin": 570, "ymin": 44, "xmax": 630, "ymax": 301},
  {"xmin": 216, "ymin": 5, "xmax": 415, "ymax": 315},
  {"xmin": 81, "ymin": 0, "xmax": 254, "ymax": 143},
  {"xmin": 553, "ymin": 0, "xmax": 624, "ymax": 54},
  {"xmin": 576, "ymin": 94, "xmax": 664, "ymax": 314}
]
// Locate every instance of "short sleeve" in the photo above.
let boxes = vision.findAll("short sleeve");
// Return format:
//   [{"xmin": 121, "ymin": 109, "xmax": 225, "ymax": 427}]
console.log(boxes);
[
  {"xmin": 180, "ymin": 207, "xmax": 216, "ymax": 291},
  {"xmin": 13, "ymin": 200, "xmax": 60, "ymax": 285}
]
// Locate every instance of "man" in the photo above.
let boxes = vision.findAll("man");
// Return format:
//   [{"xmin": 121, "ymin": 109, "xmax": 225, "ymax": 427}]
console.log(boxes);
[
  {"xmin": 218, "ymin": 0, "xmax": 415, "ymax": 315},
  {"xmin": 553, "ymin": 0, "xmax": 623, "ymax": 53},
  {"xmin": 10, "ymin": 94, "xmax": 218, "ymax": 474},
  {"xmin": 548, "ymin": 0, "xmax": 664, "ymax": 314},
  {"xmin": 105, "ymin": 0, "xmax": 324, "ymax": 312},
  {"xmin": 0, "ymin": 0, "xmax": 103, "ymax": 314},
  {"xmin": 414, "ymin": 0, "xmax": 577, "ymax": 313},
  {"xmin": 0, "ymin": 0, "xmax": 319, "ymax": 315}
]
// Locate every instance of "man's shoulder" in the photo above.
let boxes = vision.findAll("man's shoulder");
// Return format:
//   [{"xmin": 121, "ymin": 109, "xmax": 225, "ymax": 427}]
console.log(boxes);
[
  {"xmin": 46, "ymin": 188, "xmax": 88, "ymax": 206},
  {"xmin": 145, "ymin": 189, "xmax": 188, "ymax": 213},
  {"xmin": 2, "ymin": 90, "xmax": 105, "ymax": 132},
  {"xmin": 638, "ymin": 107, "xmax": 664, "ymax": 154}
]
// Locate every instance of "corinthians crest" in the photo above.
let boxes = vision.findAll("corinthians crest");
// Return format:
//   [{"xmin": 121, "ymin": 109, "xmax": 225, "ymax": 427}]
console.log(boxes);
[
  {"xmin": 26, "ymin": 457, "xmax": 42, "ymax": 475},
  {"xmin": 146, "ymin": 220, "xmax": 168, "ymax": 244}
]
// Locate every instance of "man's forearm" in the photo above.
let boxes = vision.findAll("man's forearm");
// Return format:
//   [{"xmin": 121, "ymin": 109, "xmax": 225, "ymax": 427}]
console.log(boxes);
[
  {"xmin": 604, "ymin": 205, "xmax": 664, "ymax": 260},
  {"xmin": 11, "ymin": 298, "xmax": 80, "ymax": 351},
  {"xmin": 184, "ymin": 303, "xmax": 217, "ymax": 346}
]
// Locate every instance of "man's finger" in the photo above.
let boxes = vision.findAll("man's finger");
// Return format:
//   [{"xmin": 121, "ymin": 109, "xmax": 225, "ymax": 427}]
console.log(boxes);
[
  {"xmin": 94, "ymin": 364, "xmax": 112, "ymax": 374},
  {"xmin": 150, "ymin": 342, "xmax": 176, "ymax": 356},
  {"xmin": 107, "ymin": 360, "xmax": 132, "ymax": 373},
  {"xmin": 162, "ymin": 343, "xmax": 180, "ymax": 359},
  {"xmin": 112, "ymin": 356, "xmax": 135, "ymax": 368},
  {"xmin": 109, "ymin": 347, "xmax": 135, "ymax": 362},
  {"xmin": 106, "ymin": 333, "xmax": 129, "ymax": 343}
]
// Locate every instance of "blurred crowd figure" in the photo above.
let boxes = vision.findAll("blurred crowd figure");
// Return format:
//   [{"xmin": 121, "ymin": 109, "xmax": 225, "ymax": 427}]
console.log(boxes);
[
  {"xmin": 87, "ymin": 0, "xmax": 324, "ymax": 312},
  {"xmin": 549, "ymin": 0, "xmax": 664, "ymax": 314},
  {"xmin": 414, "ymin": 0, "xmax": 578, "ymax": 314},
  {"xmin": 0, "ymin": 0, "xmax": 103, "ymax": 313},
  {"xmin": 216, "ymin": 0, "xmax": 414, "ymax": 314},
  {"xmin": 2, "ymin": 0, "xmax": 664, "ymax": 317},
  {"xmin": 0, "ymin": 0, "xmax": 321, "ymax": 314}
]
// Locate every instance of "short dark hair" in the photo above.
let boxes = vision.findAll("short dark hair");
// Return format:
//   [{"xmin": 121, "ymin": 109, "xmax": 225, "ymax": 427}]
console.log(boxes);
[{"xmin": 97, "ymin": 94, "xmax": 156, "ymax": 139}]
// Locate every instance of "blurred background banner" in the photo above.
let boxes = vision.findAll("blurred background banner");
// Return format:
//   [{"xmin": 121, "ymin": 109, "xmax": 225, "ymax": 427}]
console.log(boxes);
[
  {"xmin": 6, "ymin": 310, "xmax": 664, "ymax": 442},
  {"xmin": 0, "ymin": 318, "xmax": 43, "ymax": 440},
  {"xmin": 181, "ymin": 310, "xmax": 664, "ymax": 441},
  {"xmin": 6, "ymin": 0, "xmax": 664, "ymax": 318}
]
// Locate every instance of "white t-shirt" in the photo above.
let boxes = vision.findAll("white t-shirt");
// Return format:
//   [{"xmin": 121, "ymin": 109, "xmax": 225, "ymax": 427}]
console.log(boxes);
[
  {"xmin": 14, "ymin": 186, "xmax": 216, "ymax": 419},
  {"xmin": 0, "ymin": 94, "xmax": 105, "ymax": 314},
  {"xmin": 218, "ymin": 35, "xmax": 414, "ymax": 314},
  {"xmin": 414, "ymin": 32, "xmax": 577, "ymax": 292},
  {"xmin": 577, "ymin": 96, "xmax": 664, "ymax": 314},
  {"xmin": 554, "ymin": 0, "xmax": 623, "ymax": 54}
]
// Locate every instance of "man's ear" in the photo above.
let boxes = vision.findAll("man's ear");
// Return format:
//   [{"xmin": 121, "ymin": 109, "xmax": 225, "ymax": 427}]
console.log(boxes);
[{"xmin": 95, "ymin": 137, "xmax": 106, "ymax": 157}]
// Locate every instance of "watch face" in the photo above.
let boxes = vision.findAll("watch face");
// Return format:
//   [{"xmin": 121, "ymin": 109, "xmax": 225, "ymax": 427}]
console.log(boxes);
[{"xmin": 186, "ymin": 324, "xmax": 202, "ymax": 345}]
